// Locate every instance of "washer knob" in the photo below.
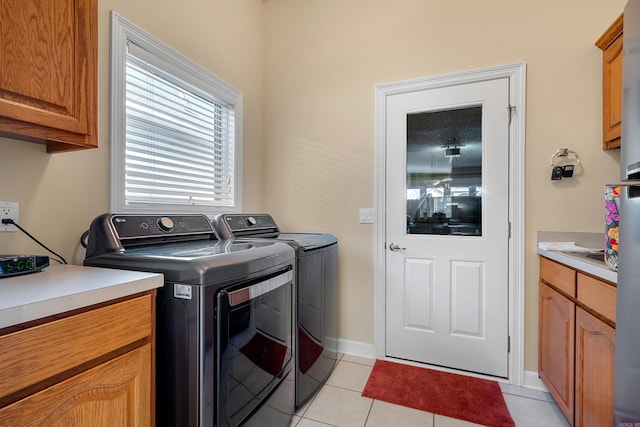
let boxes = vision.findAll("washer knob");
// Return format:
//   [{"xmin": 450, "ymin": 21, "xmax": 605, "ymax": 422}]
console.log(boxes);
[
  {"xmin": 157, "ymin": 216, "xmax": 174, "ymax": 231},
  {"xmin": 246, "ymin": 216, "xmax": 257, "ymax": 226}
]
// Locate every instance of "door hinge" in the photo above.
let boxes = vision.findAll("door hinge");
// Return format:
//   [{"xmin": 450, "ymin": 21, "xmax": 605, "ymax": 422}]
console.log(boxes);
[
  {"xmin": 508, "ymin": 336, "xmax": 511, "ymax": 353},
  {"xmin": 508, "ymin": 221, "xmax": 512, "ymax": 238},
  {"xmin": 507, "ymin": 105, "xmax": 515, "ymax": 126}
]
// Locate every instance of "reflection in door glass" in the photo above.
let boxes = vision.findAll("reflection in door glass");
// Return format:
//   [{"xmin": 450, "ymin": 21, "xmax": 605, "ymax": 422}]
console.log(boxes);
[{"xmin": 406, "ymin": 107, "xmax": 482, "ymax": 236}]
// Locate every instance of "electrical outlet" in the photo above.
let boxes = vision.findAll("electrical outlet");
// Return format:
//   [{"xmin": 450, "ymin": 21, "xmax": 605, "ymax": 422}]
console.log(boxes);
[{"xmin": 0, "ymin": 201, "xmax": 19, "ymax": 232}]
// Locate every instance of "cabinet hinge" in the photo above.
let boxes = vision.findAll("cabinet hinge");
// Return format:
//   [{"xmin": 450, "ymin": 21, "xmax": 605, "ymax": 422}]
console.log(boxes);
[{"xmin": 507, "ymin": 105, "xmax": 516, "ymax": 126}]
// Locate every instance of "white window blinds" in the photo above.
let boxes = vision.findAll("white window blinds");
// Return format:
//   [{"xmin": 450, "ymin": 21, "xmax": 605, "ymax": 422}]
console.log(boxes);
[
  {"xmin": 110, "ymin": 12, "xmax": 242, "ymax": 214},
  {"xmin": 125, "ymin": 46, "xmax": 235, "ymax": 208}
]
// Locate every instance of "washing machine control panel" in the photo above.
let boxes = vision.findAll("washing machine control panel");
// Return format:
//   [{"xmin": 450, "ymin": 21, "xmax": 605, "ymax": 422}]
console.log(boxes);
[{"xmin": 110, "ymin": 214, "xmax": 215, "ymax": 239}]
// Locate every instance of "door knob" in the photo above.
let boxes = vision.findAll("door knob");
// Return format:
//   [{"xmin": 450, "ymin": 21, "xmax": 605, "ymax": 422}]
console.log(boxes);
[{"xmin": 389, "ymin": 243, "xmax": 406, "ymax": 252}]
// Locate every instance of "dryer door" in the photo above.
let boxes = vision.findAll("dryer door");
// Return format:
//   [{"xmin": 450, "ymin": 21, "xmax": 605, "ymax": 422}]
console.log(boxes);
[{"xmin": 216, "ymin": 268, "xmax": 294, "ymax": 426}]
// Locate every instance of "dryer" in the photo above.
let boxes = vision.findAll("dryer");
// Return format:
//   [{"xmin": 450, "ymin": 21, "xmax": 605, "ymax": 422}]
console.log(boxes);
[{"xmin": 212, "ymin": 213, "xmax": 338, "ymax": 408}]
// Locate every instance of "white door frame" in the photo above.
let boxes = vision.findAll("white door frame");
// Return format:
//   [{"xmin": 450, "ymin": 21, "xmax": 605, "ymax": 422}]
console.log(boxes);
[{"xmin": 373, "ymin": 63, "xmax": 526, "ymax": 386}]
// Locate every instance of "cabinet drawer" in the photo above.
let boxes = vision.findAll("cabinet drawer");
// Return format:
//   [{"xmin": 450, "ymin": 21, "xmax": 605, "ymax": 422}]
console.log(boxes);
[
  {"xmin": 577, "ymin": 273, "xmax": 617, "ymax": 323},
  {"xmin": 540, "ymin": 257, "xmax": 576, "ymax": 297},
  {"xmin": 0, "ymin": 294, "xmax": 152, "ymax": 399}
]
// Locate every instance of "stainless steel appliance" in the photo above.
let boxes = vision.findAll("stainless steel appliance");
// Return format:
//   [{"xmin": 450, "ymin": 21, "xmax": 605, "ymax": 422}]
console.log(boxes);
[
  {"xmin": 615, "ymin": 0, "xmax": 640, "ymax": 422},
  {"xmin": 212, "ymin": 214, "xmax": 338, "ymax": 408},
  {"xmin": 613, "ymin": 187, "xmax": 640, "ymax": 424},
  {"xmin": 83, "ymin": 213, "xmax": 295, "ymax": 427}
]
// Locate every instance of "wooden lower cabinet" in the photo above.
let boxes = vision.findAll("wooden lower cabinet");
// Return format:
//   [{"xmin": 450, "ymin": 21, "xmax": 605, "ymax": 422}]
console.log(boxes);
[
  {"xmin": 0, "ymin": 292, "xmax": 155, "ymax": 426},
  {"xmin": 539, "ymin": 282, "xmax": 575, "ymax": 424},
  {"xmin": 538, "ymin": 257, "xmax": 616, "ymax": 426},
  {"xmin": 0, "ymin": 345, "xmax": 151, "ymax": 426},
  {"xmin": 575, "ymin": 307, "xmax": 615, "ymax": 427}
]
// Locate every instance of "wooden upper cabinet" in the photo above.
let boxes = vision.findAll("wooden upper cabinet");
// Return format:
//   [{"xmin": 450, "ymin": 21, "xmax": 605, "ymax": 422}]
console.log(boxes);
[
  {"xmin": 596, "ymin": 14, "xmax": 623, "ymax": 150},
  {"xmin": 0, "ymin": 0, "xmax": 98, "ymax": 153}
]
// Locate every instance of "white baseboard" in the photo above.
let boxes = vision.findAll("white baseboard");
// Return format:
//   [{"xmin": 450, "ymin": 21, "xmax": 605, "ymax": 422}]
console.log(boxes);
[
  {"xmin": 523, "ymin": 370, "xmax": 549, "ymax": 392},
  {"xmin": 337, "ymin": 338, "xmax": 376, "ymax": 359}
]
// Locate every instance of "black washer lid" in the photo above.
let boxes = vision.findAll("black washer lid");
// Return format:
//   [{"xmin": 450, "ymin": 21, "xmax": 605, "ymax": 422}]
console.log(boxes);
[{"xmin": 84, "ymin": 239, "xmax": 294, "ymax": 284}]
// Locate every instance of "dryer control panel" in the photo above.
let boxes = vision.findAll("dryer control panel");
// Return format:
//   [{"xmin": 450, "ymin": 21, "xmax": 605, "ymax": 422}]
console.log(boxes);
[{"xmin": 213, "ymin": 214, "xmax": 279, "ymax": 239}]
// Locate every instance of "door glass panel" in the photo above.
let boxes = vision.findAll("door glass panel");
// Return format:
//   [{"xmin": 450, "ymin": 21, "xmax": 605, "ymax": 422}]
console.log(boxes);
[{"xmin": 406, "ymin": 106, "xmax": 482, "ymax": 236}]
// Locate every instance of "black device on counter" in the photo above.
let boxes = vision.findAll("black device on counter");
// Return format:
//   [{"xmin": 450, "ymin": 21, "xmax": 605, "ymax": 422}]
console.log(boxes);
[{"xmin": 0, "ymin": 255, "xmax": 49, "ymax": 278}]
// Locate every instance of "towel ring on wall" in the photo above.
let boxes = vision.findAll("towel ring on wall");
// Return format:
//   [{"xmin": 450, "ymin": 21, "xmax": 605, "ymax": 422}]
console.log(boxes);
[
  {"xmin": 550, "ymin": 148, "xmax": 580, "ymax": 166},
  {"xmin": 550, "ymin": 148, "xmax": 580, "ymax": 181}
]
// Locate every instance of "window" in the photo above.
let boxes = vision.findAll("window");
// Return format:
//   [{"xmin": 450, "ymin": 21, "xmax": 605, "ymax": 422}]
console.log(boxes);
[{"xmin": 110, "ymin": 12, "xmax": 243, "ymax": 214}]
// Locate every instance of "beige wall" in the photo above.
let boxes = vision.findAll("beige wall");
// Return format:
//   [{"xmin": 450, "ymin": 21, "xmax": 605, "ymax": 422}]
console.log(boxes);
[
  {"xmin": 262, "ymin": 0, "xmax": 625, "ymax": 372},
  {"xmin": 0, "ymin": 0, "xmax": 265, "ymax": 263},
  {"xmin": 0, "ymin": 0, "xmax": 627, "ymax": 375}
]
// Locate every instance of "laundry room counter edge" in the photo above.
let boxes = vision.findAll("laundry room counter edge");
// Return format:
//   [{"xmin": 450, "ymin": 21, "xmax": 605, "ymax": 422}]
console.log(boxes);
[{"xmin": 0, "ymin": 264, "xmax": 163, "ymax": 329}]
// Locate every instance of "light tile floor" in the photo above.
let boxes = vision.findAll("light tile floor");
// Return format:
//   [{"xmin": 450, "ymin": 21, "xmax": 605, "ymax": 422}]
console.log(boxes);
[{"xmin": 291, "ymin": 354, "xmax": 570, "ymax": 427}]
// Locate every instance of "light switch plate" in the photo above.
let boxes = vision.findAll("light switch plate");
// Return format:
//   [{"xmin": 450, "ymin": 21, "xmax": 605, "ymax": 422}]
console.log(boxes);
[{"xmin": 359, "ymin": 208, "xmax": 374, "ymax": 224}]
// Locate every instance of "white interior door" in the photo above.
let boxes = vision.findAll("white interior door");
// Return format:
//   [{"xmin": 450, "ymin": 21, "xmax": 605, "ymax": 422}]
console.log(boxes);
[{"xmin": 385, "ymin": 77, "xmax": 510, "ymax": 378}]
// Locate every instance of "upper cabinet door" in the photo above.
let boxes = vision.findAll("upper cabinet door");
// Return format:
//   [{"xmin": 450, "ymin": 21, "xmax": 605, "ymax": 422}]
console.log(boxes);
[
  {"xmin": 0, "ymin": 0, "xmax": 97, "ymax": 152},
  {"xmin": 596, "ymin": 14, "xmax": 623, "ymax": 151}
]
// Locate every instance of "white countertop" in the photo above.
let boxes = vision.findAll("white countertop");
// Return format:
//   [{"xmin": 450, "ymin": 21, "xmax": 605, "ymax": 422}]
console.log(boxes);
[
  {"xmin": 0, "ymin": 264, "xmax": 163, "ymax": 329},
  {"xmin": 537, "ymin": 231, "xmax": 617, "ymax": 284}
]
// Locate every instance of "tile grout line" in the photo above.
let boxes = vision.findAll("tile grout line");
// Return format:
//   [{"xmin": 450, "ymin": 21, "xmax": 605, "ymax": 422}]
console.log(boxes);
[
  {"xmin": 501, "ymin": 390, "xmax": 555, "ymax": 403},
  {"xmin": 362, "ymin": 397, "xmax": 375, "ymax": 427}
]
